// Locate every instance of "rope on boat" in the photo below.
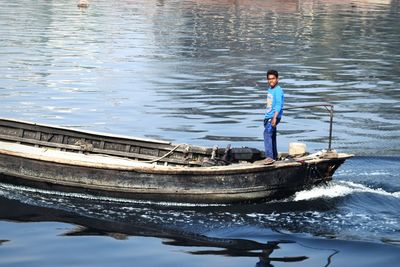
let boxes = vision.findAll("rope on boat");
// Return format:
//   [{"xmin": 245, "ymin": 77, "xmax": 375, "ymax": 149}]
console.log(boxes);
[
  {"xmin": 144, "ymin": 143, "xmax": 182, "ymax": 163},
  {"xmin": 73, "ymin": 141, "xmax": 186, "ymax": 165}
]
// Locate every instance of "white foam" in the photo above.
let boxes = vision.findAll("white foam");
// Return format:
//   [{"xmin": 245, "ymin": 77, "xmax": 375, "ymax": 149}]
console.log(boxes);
[
  {"xmin": 293, "ymin": 181, "xmax": 400, "ymax": 201},
  {"xmin": 0, "ymin": 182, "xmax": 226, "ymax": 207}
]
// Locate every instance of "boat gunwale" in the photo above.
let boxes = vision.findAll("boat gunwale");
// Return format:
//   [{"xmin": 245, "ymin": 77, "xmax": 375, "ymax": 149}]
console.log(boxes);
[
  {"xmin": 0, "ymin": 118, "xmax": 214, "ymax": 165},
  {"xmin": 0, "ymin": 118, "xmax": 215, "ymax": 158},
  {"xmin": 0, "ymin": 117, "xmax": 173, "ymax": 146}
]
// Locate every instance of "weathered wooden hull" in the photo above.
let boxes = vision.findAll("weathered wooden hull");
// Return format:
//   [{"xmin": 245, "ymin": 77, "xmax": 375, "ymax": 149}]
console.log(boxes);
[
  {"xmin": 0, "ymin": 118, "xmax": 352, "ymax": 203},
  {"xmin": 0, "ymin": 149, "xmax": 347, "ymax": 203}
]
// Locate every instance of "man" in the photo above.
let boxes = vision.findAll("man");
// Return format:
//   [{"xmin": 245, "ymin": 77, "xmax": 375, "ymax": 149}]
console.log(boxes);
[{"xmin": 263, "ymin": 70, "xmax": 284, "ymax": 164}]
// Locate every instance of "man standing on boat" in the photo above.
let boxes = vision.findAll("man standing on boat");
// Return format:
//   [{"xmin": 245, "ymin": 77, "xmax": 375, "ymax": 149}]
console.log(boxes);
[{"xmin": 263, "ymin": 70, "xmax": 284, "ymax": 164}]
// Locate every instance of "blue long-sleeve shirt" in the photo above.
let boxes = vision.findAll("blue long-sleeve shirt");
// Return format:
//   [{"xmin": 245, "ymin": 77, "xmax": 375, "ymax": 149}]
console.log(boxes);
[{"xmin": 265, "ymin": 85, "xmax": 284, "ymax": 119}]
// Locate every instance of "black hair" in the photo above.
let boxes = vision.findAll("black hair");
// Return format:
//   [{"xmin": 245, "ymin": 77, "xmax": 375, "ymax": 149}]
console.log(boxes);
[{"xmin": 267, "ymin": 69, "xmax": 279, "ymax": 78}]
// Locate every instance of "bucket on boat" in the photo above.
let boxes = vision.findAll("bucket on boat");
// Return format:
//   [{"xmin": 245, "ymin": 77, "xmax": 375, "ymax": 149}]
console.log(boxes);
[{"xmin": 289, "ymin": 142, "xmax": 307, "ymax": 157}]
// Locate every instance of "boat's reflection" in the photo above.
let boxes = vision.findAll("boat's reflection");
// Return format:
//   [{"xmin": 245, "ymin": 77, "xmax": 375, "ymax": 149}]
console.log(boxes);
[
  {"xmin": 64, "ymin": 225, "xmax": 307, "ymax": 264},
  {"xmin": 0, "ymin": 196, "xmax": 308, "ymax": 265}
]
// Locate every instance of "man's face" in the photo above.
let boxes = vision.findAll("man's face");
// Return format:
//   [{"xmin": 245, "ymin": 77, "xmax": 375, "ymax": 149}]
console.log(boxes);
[{"xmin": 267, "ymin": 74, "xmax": 278, "ymax": 88}]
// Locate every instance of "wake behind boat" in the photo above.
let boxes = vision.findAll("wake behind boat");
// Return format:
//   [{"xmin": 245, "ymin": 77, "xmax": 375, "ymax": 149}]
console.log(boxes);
[{"xmin": 0, "ymin": 114, "xmax": 352, "ymax": 204}]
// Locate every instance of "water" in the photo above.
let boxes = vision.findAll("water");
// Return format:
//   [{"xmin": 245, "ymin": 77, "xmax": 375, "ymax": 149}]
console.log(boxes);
[
  {"xmin": 0, "ymin": 0, "xmax": 400, "ymax": 266},
  {"xmin": 0, "ymin": 157, "xmax": 399, "ymax": 266}
]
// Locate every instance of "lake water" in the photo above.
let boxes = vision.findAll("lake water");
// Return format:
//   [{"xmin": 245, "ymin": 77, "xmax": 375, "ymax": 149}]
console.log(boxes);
[{"xmin": 0, "ymin": 0, "xmax": 399, "ymax": 266}]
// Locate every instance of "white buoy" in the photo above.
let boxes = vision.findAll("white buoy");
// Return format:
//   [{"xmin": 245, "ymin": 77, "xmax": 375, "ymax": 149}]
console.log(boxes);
[{"xmin": 77, "ymin": 0, "xmax": 89, "ymax": 8}]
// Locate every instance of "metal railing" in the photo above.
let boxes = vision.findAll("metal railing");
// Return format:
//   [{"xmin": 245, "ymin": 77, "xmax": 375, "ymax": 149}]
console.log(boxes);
[{"xmin": 285, "ymin": 103, "xmax": 334, "ymax": 151}]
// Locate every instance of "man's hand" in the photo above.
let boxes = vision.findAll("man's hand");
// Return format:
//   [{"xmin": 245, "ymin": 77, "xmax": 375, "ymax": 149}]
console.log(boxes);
[
  {"xmin": 271, "ymin": 117, "xmax": 277, "ymax": 127},
  {"xmin": 271, "ymin": 112, "xmax": 279, "ymax": 127}
]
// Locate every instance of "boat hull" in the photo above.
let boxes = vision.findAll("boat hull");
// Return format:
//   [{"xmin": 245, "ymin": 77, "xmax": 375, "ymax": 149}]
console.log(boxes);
[{"xmin": 0, "ymin": 152, "xmax": 346, "ymax": 203}]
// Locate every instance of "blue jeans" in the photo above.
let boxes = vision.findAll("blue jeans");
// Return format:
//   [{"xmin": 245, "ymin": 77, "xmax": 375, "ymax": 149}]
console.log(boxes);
[{"xmin": 263, "ymin": 118, "xmax": 280, "ymax": 160}]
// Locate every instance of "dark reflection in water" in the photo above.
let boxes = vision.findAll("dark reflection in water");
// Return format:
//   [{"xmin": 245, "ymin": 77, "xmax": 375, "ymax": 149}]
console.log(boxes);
[
  {"xmin": 0, "ymin": 196, "xmax": 309, "ymax": 266},
  {"xmin": 0, "ymin": 0, "xmax": 399, "ymax": 156}
]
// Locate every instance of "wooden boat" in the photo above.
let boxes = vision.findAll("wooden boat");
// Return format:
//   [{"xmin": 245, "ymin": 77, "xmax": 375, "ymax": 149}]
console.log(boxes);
[{"xmin": 0, "ymin": 115, "xmax": 352, "ymax": 203}]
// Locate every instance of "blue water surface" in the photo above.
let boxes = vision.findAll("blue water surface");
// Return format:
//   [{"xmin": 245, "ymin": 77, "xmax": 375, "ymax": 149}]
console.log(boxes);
[{"xmin": 1, "ymin": 0, "xmax": 400, "ymax": 266}]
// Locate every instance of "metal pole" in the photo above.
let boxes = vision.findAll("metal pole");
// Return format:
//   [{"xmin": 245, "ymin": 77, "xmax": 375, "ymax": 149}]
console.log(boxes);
[
  {"xmin": 285, "ymin": 103, "xmax": 334, "ymax": 151},
  {"xmin": 328, "ymin": 105, "xmax": 333, "ymax": 151}
]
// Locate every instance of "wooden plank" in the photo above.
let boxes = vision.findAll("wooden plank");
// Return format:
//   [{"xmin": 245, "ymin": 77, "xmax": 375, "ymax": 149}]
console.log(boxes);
[
  {"xmin": 46, "ymin": 134, "xmax": 55, "ymax": 142},
  {"xmin": 0, "ymin": 134, "xmax": 202, "ymax": 166},
  {"xmin": 35, "ymin": 131, "xmax": 41, "ymax": 140},
  {"xmin": 0, "ymin": 124, "xmax": 206, "ymax": 157},
  {"xmin": 125, "ymin": 144, "xmax": 131, "ymax": 152},
  {"xmin": 0, "ymin": 134, "xmax": 83, "ymax": 151},
  {"xmin": 0, "ymin": 119, "xmax": 171, "ymax": 146},
  {"xmin": 0, "ymin": 119, "xmax": 211, "ymax": 155}
]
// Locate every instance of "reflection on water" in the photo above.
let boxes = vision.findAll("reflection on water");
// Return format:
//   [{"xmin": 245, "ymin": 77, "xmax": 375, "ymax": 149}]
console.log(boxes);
[
  {"xmin": 0, "ymin": 0, "xmax": 399, "ymax": 156},
  {"xmin": 0, "ymin": 196, "xmax": 310, "ymax": 266}
]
